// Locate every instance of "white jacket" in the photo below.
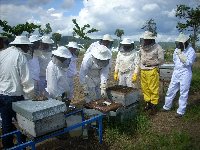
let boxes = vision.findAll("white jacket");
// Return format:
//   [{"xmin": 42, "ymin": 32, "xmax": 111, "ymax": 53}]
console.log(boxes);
[
  {"xmin": 0, "ymin": 46, "xmax": 34, "ymax": 96},
  {"xmin": 46, "ymin": 60, "xmax": 70, "ymax": 98},
  {"xmin": 28, "ymin": 55, "xmax": 40, "ymax": 81},
  {"xmin": 79, "ymin": 53, "xmax": 110, "ymax": 87},
  {"xmin": 37, "ymin": 50, "xmax": 52, "ymax": 77},
  {"xmin": 66, "ymin": 55, "xmax": 78, "ymax": 78},
  {"xmin": 115, "ymin": 50, "xmax": 140, "ymax": 73}
]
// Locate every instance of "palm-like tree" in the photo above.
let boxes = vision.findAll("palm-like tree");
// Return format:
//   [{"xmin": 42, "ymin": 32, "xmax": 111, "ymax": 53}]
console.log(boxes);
[{"xmin": 115, "ymin": 29, "xmax": 124, "ymax": 46}]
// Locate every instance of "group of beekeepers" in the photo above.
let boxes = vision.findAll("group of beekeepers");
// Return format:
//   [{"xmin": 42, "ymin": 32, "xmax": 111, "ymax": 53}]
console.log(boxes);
[{"xmin": 0, "ymin": 30, "xmax": 196, "ymax": 148}]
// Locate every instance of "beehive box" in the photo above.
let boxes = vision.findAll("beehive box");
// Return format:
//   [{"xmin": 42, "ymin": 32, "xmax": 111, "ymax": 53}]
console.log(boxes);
[
  {"xmin": 159, "ymin": 64, "xmax": 174, "ymax": 81},
  {"xmin": 107, "ymin": 85, "xmax": 139, "ymax": 106},
  {"xmin": 111, "ymin": 102, "xmax": 139, "ymax": 121},
  {"xmin": 12, "ymin": 99, "xmax": 67, "ymax": 137}
]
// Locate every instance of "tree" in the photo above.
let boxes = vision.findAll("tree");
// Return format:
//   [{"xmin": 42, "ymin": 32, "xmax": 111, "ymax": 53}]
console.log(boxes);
[
  {"xmin": 72, "ymin": 19, "xmax": 98, "ymax": 40},
  {"xmin": 52, "ymin": 32, "xmax": 62, "ymax": 48},
  {"xmin": 141, "ymin": 19, "xmax": 157, "ymax": 36},
  {"xmin": 115, "ymin": 29, "xmax": 124, "ymax": 47},
  {"xmin": 38, "ymin": 23, "xmax": 52, "ymax": 36},
  {"xmin": 176, "ymin": 4, "xmax": 200, "ymax": 50},
  {"xmin": 0, "ymin": 20, "xmax": 40, "ymax": 37},
  {"xmin": 72, "ymin": 19, "xmax": 98, "ymax": 49}
]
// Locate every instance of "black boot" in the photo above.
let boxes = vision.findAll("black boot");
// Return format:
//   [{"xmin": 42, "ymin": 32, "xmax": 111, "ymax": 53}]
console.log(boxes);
[
  {"xmin": 149, "ymin": 104, "xmax": 157, "ymax": 115},
  {"xmin": 144, "ymin": 102, "xmax": 151, "ymax": 111}
]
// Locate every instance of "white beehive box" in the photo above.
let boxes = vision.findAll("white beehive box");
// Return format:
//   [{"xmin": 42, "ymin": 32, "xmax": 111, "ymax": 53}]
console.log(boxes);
[
  {"xmin": 107, "ymin": 86, "xmax": 139, "ymax": 106},
  {"xmin": 12, "ymin": 99, "xmax": 67, "ymax": 137},
  {"xmin": 159, "ymin": 64, "xmax": 174, "ymax": 81}
]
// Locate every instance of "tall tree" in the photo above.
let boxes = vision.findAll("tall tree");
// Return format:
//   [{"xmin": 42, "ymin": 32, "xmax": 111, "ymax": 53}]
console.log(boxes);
[
  {"xmin": 115, "ymin": 28, "xmax": 124, "ymax": 47},
  {"xmin": 72, "ymin": 19, "xmax": 98, "ymax": 49},
  {"xmin": 141, "ymin": 19, "xmax": 157, "ymax": 36},
  {"xmin": 176, "ymin": 4, "xmax": 200, "ymax": 50},
  {"xmin": 52, "ymin": 32, "xmax": 62, "ymax": 48},
  {"xmin": 0, "ymin": 20, "xmax": 40, "ymax": 37},
  {"xmin": 38, "ymin": 23, "xmax": 52, "ymax": 36}
]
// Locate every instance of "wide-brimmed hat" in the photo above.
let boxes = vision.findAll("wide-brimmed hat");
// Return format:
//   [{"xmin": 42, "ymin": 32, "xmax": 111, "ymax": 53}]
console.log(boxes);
[
  {"xmin": 29, "ymin": 35, "xmax": 41, "ymax": 43},
  {"xmin": 66, "ymin": 42, "xmax": 80, "ymax": 49},
  {"xmin": 41, "ymin": 36, "xmax": 54, "ymax": 44},
  {"xmin": 175, "ymin": 32, "xmax": 190, "ymax": 43},
  {"xmin": 143, "ymin": 31, "xmax": 156, "ymax": 39},
  {"xmin": 102, "ymin": 34, "xmax": 114, "ymax": 41},
  {"xmin": 120, "ymin": 38, "xmax": 133, "ymax": 45},
  {"xmin": 10, "ymin": 36, "xmax": 32, "ymax": 45},
  {"xmin": 52, "ymin": 46, "xmax": 72, "ymax": 58},
  {"xmin": 91, "ymin": 45, "xmax": 112, "ymax": 60}
]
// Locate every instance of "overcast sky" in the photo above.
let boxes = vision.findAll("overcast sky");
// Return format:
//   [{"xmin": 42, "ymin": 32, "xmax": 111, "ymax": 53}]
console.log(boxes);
[{"xmin": 0, "ymin": 0, "xmax": 199, "ymax": 42}]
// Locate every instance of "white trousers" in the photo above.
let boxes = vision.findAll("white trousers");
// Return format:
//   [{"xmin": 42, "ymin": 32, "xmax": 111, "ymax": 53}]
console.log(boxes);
[
  {"xmin": 118, "ymin": 71, "xmax": 136, "ymax": 88},
  {"xmin": 163, "ymin": 69, "xmax": 192, "ymax": 115}
]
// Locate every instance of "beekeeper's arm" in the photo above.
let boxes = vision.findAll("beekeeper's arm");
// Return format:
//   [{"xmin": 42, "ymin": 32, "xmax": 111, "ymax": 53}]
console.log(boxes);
[
  {"xmin": 132, "ymin": 51, "xmax": 140, "ymax": 82},
  {"xmin": 46, "ymin": 65, "xmax": 59, "ymax": 98},
  {"xmin": 79, "ymin": 55, "xmax": 92, "ymax": 94},
  {"xmin": 18, "ymin": 55, "xmax": 35, "ymax": 99},
  {"xmin": 100, "ymin": 64, "xmax": 110, "ymax": 98},
  {"xmin": 114, "ymin": 52, "xmax": 120, "ymax": 81},
  {"xmin": 176, "ymin": 48, "xmax": 196, "ymax": 66}
]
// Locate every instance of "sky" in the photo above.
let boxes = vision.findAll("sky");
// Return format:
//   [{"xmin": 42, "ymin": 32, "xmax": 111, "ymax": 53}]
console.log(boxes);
[{"xmin": 0, "ymin": 0, "xmax": 199, "ymax": 42}]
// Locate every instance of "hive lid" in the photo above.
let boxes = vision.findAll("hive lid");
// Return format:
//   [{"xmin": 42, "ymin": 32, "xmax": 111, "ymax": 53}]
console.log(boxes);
[
  {"xmin": 12, "ymin": 99, "xmax": 67, "ymax": 121},
  {"xmin": 159, "ymin": 64, "xmax": 175, "ymax": 69}
]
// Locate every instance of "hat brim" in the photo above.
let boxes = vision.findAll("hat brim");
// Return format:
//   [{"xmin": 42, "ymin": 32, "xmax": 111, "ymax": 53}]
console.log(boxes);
[
  {"xmin": 52, "ymin": 50, "xmax": 71, "ymax": 58},
  {"xmin": 91, "ymin": 51, "xmax": 112, "ymax": 60},
  {"xmin": 10, "ymin": 41, "xmax": 33, "ymax": 45}
]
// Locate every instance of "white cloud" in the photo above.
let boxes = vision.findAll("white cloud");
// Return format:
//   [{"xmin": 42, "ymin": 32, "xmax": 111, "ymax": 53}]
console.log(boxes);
[
  {"xmin": 142, "ymin": 3, "xmax": 160, "ymax": 12},
  {"xmin": 0, "ymin": 0, "xmax": 198, "ymax": 42},
  {"xmin": 61, "ymin": 0, "xmax": 75, "ymax": 9}
]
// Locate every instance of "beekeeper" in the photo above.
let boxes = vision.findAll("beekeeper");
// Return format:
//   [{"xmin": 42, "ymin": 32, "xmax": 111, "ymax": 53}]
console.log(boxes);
[
  {"xmin": 65, "ymin": 42, "xmax": 80, "ymax": 100},
  {"xmin": 140, "ymin": 31, "xmax": 164, "ymax": 115},
  {"xmin": 28, "ymin": 35, "xmax": 41, "ymax": 95},
  {"xmin": 38, "ymin": 36, "xmax": 54, "ymax": 95},
  {"xmin": 0, "ymin": 36, "xmax": 35, "ymax": 149},
  {"xmin": 46, "ymin": 46, "xmax": 72, "ymax": 101},
  {"xmin": 114, "ymin": 38, "xmax": 140, "ymax": 88},
  {"xmin": 79, "ymin": 44, "xmax": 112, "ymax": 103},
  {"xmin": 163, "ymin": 33, "xmax": 196, "ymax": 117}
]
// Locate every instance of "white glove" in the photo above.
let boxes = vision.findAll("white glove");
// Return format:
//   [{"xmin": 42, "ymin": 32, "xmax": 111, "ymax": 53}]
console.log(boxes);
[
  {"xmin": 178, "ymin": 53, "xmax": 187, "ymax": 63},
  {"xmin": 176, "ymin": 49, "xmax": 181, "ymax": 55},
  {"xmin": 101, "ymin": 89, "xmax": 107, "ymax": 98}
]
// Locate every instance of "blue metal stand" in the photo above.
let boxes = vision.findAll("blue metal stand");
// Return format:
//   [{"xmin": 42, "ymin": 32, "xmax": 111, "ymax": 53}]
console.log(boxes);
[{"xmin": 0, "ymin": 109, "xmax": 103, "ymax": 149}]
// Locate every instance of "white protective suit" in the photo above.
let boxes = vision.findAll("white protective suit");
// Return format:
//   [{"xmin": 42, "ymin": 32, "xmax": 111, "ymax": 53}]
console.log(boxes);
[
  {"xmin": 163, "ymin": 46, "xmax": 196, "ymax": 115},
  {"xmin": 37, "ymin": 50, "xmax": 52, "ymax": 94},
  {"xmin": 28, "ymin": 53, "xmax": 40, "ymax": 94},
  {"xmin": 79, "ymin": 53, "xmax": 110, "ymax": 103},
  {"xmin": 0, "ymin": 46, "xmax": 34, "ymax": 97},
  {"xmin": 115, "ymin": 50, "xmax": 140, "ymax": 87},
  {"xmin": 46, "ymin": 58, "xmax": 70, "ymax": 99},
  {"xmin": 66, "ymin": 55, "xmax": 78, "ymax": 100}
]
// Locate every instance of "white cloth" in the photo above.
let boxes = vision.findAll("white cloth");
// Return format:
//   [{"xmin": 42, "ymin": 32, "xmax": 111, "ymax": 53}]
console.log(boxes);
[
  {"xmin": 0, "ymin": 46, "xmax": 34, "ymax": 96},
  {"xmin": 65, "ymin": 55, "xmax": 78, "ymax": 100},
  {"xmin": 66, "ymin": 55, "xmax": 78, "ymax": 78},
  {"xmin": 28, "ymin": 55, "xmax": 40, "ymax": 81},
  {"xmin": 37, "ymin": 50, "xmax": 52, "ymax": 94},
  {"xmin": 79, "ymin": 53, "xmax": 110, "ymax": 102},
  {"xmin": 163, "ymin": 46, "xmax": 196, "ymax": 115},
  {"xmin": 46, "ymin": 60, "xmax": 70, "ymax": 98},
  {"xmin": 115, "ymin": 50, "xmax": 139, "ymax": 87},
  {"xmin": 38, "ymin": 51, "xmax": 52, "ymax": 77}
]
